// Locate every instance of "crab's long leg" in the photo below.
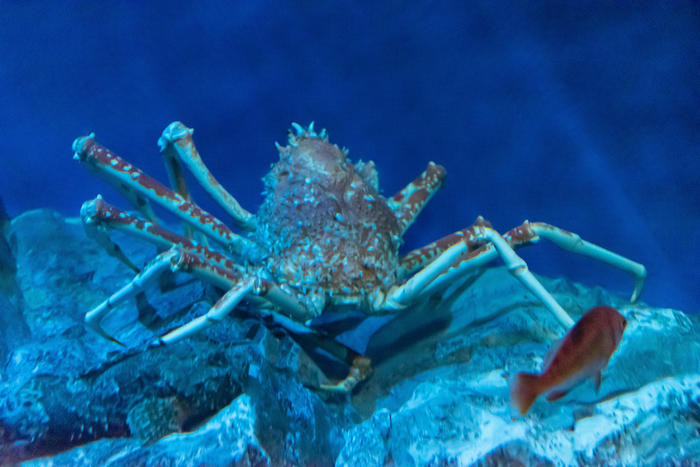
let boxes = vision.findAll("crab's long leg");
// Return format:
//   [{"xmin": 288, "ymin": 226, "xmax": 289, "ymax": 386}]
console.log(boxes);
[
  {"xmin": 525, "ymin": 222, "xmax": 646, "ymax": 303},
  {"xmin": 166, "ymin": 248, "xmax": 309, "ymax": 323},
  {"xmin": 398, "ymin": 216, "xmax": 495, "ymax": 277},
  {"xmin": 80, "ymin": 197, "xmax": 274, "ymax": 338},
  {"xmin": 82, "ymin": 201, "xmax": 366, "ymax": 392},
  {"xmin": 82, "ymin": 197, "xmax": 311, "ymax": 319},
  {"xmin": 84, "ymin": 244, "xmax": 243, "ymax": 343},
  {"xmin": 165, "ymin": 247, "xmax": 371, "ymax": 392},
  {"xmin": 387, "ymin": 162, "xmax": 446, "ymax": 234},
  {"xmin": 158, "ymin": 122, "xmax": 257, "ymax": 232},
  {"xmin": 169, "ymin": 253, "xmax": 310, "ymax": 339},
  {"xmin": 157, "ymin": 127, "xmax": 196, "ymax": 240},
  {"xmin": 388, "ymin": 218, "xmax": 646, "ymax": 328},
  {"xmin": 81, "ymin": 196, "xmax": 236, "ymax": 271},
  {"xmin": 419, "ymin": 243, "xmax": 498, "ymax": 296},
  {"xmin": 83, "ymin": 227, "xmax": 362, "ymax": 390},
  {"xmin": 468, "ymin": 224, "xmax": 575, "ymax": 327},
  {"xmin": 158, "ymin": 276, "xmax": 256, "ymax": 343},
  {"xmin": 85, "ymin": 239, "xmax": 312, "ymax": 343},
  {"xmin": 81, "ymin": 197, "xmax": 141, "ymax": 273},
  {"xmin": 384, "ymin": 221, "xmax": 576, "ymax": 328},
  {"xmin": 85, "ymin": 248, "xmax": 181, "ymax": 342},
  {"xmin": 73, "ymin": 134, "xmax": 260, "ymax": 258},
  {"xmin": 402, "ymin": 219, "xmax": 646, "ymax": 304}
]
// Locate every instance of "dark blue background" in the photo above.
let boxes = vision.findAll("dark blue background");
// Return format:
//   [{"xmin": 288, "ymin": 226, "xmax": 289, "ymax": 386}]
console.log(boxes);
[{"xmin": 0, "ymin": 1, "xmax": 697, "ymax": 313}]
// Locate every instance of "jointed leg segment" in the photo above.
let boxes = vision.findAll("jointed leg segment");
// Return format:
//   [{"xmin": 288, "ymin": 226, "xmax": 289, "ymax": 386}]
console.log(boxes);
[
  {"xmin": 73, "ymin": 132, "xmax": 259, "ymax": 257},
  {"xmin": 158, "ymin": 122, "xmax": 257, "ymax": 232},
  {"xmin": 387, "ymin": 162, "xmax": 447, "ymax": 235},
  {"xmin": 158, "ymin": 276, "xmax": 256, "ymax": 344},
  {"xmin": 84, "ymin": 242, "xmax": 312, "ymax": 345},
  {"xmin": 525, "ymin": 223, "xmax": 646, "ymax": 303},
  {"xmin": 387, "ymin": 217, "xmax": 646, "ymax": 329},
  {"xmin": 80, "ymin": 195, "xmax": 311, "ymax": 345},
  {"xmin": 85, "ymin": 248, "xmax": 180, "ymax": 343}
]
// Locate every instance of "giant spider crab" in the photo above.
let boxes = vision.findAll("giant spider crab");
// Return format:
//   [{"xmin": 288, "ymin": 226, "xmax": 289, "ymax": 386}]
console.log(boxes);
[{"xmin": 73, "ymin": 121, "xmax": 646, "ymax": 391}]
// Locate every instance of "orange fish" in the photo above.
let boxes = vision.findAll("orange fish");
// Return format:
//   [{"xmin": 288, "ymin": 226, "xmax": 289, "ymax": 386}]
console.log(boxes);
[{"xmin": 510, "ymin": 305, "xmax": 627, "ymax": 415}]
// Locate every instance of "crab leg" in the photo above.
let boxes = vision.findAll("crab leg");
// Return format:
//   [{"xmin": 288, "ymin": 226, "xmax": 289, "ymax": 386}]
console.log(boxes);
[
  {"xmin": 320, "ymin": 356, "xmax": 372, "ymax": 393},
  {"xmin": 383, "ymin": 236, "xmax": 473, "ymax": 308},
  {"xmin": 159, "ymin": 276, "xmax": 256, "ymax": 343},
  {"xmin": 81, "ymin": 197, "xmax": 312, "ymax": 325},
  {"xmin": 525, "ymin": 222, "xmax": 646, "ymax": 303},
  {"xmin": 164, "ymin": 247, "xmax": 370, "ymax": 391},
  {"xmin": 158, "ymin": 127, "xmax": 196, "ymax": 240},
  {"xmin": 391, "ymin": 218, "xmax": 646, "ymax": 326},
  {"xmin": 85, "ymin": 238, "xmax": 311, "ymax": 342},
  {"xmin": 169, "ymin": 248, "xmax": 310, "ymax": 323},
  {"xmin": 158, "ymin": 122, "xmax": 257, "ymax": 232},
  {"xmin": 387, "ymin": 162, "xmax": 446, "ymax": 234},
  {"xmin": 82, "ymin": 218, "xmax": 363, "ymax": 389},
  {"xmin": 80, "ymin": 196, "xmax": 239, "ymax": 272},
  {"xmin": 398, "ymin": 216, "xmax": 495, "ymax": 277},
  {"xmin": 73, "ymin": 134, "xmax": 259, "ymax": 257},
  {"xmin": 386, "ymin": 223, "xmax": 575, "ymax": 328},
  {"xmin": 413, "ymin": 239, "xmax": 575, "ymax": 329},
  {"xmin": 404, "ymin": 219, "xmax": 646, "ymax": 304},
  {"xmin": 419, "ymin": 243, "xmax": 499, "ymax": 296},
  {"xmin": 167, "ymin": 245, "xmax": 372, "ymax": 391},
  {"xmin": 471, "ymin": 225, "xmax": 575, "ymax": 327},
  {"xmin": 81, "ymin": 197, "xmax": 141, "ymax": 273},
  {"xmin": 85, "ymin": 248, "xmax": 181, "ymax": 342}
]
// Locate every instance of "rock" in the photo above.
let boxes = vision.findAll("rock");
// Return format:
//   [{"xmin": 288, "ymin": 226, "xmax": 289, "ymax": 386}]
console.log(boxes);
[
  {"xmin": 22, "ymin": 439, "xmax": 143, "ymax": 467},
  {"xmin": 338, "ymin": 271, "xmax": 700, "ymax": 465},
  {"xmin": 1, "ymin": 210, "xmax": 339, "ymax": 464},
  {"xmin": 246, "ymin": 361, "xmax": 345, "ymax": 465},
  {"xmin": 339, "ymin": 372, "xmax": 700, "ymax": 465},
  {"xmin": 8, "ymin": 209, "xmax": 128, "ymax": 339},
  {"xmin": 0, "ymin": 229, "xmax": 17, "ymax": 296},
  {"xmin": 0, "ymin": 292, "xmax": 29, "ymax": 363},
  {"xmin": 25, "ymin": 395, "xmax": 272, "ymax": 467},
  {"xmin": 0, "ymin": 206, "xmax": 28, "ymax": 361},
  {"xmin": 126, "ymin": 394, "xmax": 271, "ymax": 466},
  {"xmin": 0, "ymin": 198, "xmax": 10, "ymax": 233},
  {"xmin": 3, "ymin": 209, "xmax": 699, "ymax": 465}
]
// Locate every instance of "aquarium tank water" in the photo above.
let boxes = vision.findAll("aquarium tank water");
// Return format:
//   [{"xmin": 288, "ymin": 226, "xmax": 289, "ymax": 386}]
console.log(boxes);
[{"xmin": 0, "ymin": 1, "xmax": 698, "ymax": 465}]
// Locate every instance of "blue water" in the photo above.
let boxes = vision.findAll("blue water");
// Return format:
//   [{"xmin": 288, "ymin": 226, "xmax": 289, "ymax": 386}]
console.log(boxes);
[{"xmin": 0, "ymin": 1, "xmax": 697, "ymax": 313}]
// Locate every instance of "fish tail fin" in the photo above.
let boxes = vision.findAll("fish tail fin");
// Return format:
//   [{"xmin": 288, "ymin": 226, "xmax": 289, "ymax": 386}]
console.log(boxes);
[{"xmin": 510, "ymin": 372, "xmax": 542, "ymax": 415}]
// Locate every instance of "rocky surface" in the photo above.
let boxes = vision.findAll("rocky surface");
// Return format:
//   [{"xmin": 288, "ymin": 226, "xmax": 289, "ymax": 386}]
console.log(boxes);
[{"xmin": 1, "ymin": 209, "xmax": 698, "ymax": 465}]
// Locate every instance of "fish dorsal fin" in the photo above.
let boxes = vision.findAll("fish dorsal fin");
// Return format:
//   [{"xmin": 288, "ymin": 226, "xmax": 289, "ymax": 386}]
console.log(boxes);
[{"xmin": 542, "ymin": 338, "xmax": 564, "ymax": 370}]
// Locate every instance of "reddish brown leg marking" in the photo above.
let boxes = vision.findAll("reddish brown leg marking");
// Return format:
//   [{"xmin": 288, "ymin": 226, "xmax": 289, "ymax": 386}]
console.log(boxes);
[
  {"xmin": 160, "ymin": 136, "xmax": 196, "ymax": 239},
  {"xmin": 73, "ymin": 134, "xmax": 258, "ymax": 256},
  {"xmin": 399, "ymin": 219, "xmax": 645, "ymax": 306},
  {"xmin": 399, "ymin": 216, "xmax": 505, "ymax": 277},
  {"xmin": 81, "ymin": 196, "xmax": 242, "ymax": 273},
  {"xmin": 388, "ymin": 162, "xmax": 446, "ymax": 235},
  {"xmin": 158, "ymin": 122, "xmax": 257, "ymax": 232}
]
